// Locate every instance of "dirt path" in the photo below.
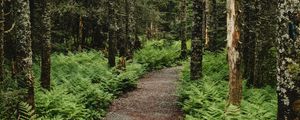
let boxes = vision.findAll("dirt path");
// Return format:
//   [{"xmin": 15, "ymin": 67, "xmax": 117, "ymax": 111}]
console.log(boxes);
[{"xmin": 104, "ymin": 67, "xmax": 183, "ymax": 120}]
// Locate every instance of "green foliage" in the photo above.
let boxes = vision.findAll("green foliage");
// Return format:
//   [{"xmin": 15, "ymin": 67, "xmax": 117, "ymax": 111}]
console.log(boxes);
[
  {"xmin": 31, "ymin": 41, "xmax": 176, "ymax": 119},
  {"xmin": 178, "ymin": 52, "xmax": 277, "ymax": 120},
  {"xmin": 33, "ymin": 51, "xmax": 145, "ymax": 119},
  {"xmin": 18, "ymin": 102, "xmax": 37, "ymax": 120},
  {"xmin": 134, "ymin": 40, "xmax": 181, "ymax": 70},
  {"xmin": 35, "ymin": 86, "xmax": 88, "ymax": 119},
  {"xmin": 1, "ymin": 39, "xmax": 181, "ymax": 119}
]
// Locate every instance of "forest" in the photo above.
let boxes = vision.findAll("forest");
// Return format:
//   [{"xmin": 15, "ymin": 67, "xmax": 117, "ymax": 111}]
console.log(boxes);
[{"xmin": 0, "ymin": 0, "xmax": 299, "ymax": 120}]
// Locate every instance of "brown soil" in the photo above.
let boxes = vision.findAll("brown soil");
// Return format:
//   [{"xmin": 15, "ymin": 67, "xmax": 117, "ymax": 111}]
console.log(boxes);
[{"xmin": 104, "ymin": 67, "xmax": 183, "ymax": 120}]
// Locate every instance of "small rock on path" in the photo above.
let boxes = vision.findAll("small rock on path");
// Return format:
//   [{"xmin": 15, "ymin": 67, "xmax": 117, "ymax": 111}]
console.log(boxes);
[{"xmin": 104, "ymin": 67, "xmax": 183, "ymax": 120}]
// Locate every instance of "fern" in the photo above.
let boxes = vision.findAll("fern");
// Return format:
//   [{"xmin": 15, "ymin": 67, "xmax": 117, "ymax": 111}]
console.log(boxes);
[
  {"xmin": 178, "ymin": 52, "xmax": 277, "ymax": 120},
  {"xmin": 18, "ymin": 102, "xmax": 36, "ymax": 120}
]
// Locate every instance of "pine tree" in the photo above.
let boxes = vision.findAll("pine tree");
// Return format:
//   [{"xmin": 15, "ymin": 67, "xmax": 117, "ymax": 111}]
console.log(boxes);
[
  {"xmin": 108, "ymin": 0, "xmax": 117, "ymax": 67},
  {"xmin": 179, "ymin": 0, "xmax": 187, "ymax": 59},
  {"xmin": 13, "ymin": 0, "xmax": 35, "ymax": 107},
  {"xmin": 205, "ymin": 0, "xmax": 217, "ymax": 51},
  {"xmin": 31, "ymin": 0, "xmax": 51, "ymax": 90},
  {"xmin": 277, "ymin": 0, "xmax": 300, "ymax": 119},
  {"xmin": 0, "ymin": 0, "xmax": 4, "ymax": 82},
  {"xmin": 190, "ymin": 0, "xmax": 204, "ymax": 80}
]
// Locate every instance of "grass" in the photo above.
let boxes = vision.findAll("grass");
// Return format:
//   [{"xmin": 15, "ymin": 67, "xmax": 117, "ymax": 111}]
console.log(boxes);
[{"xmin": 178, "ymin": 51, "xmax": 277, "ymax": 120}]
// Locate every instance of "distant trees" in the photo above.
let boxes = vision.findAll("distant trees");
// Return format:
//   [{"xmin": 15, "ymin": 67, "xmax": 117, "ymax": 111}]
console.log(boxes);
[
  {"xmin": 226, "ymin": 0, "xmax": 242, "ymax": 106},
  {"xmin": 243, "ymin": 0, "xmax": 277, "ymax": 88},
  {"xmin": 277, "ymin": 0, "xmax": 300, "ymax": 119},
  {"xmin": 190, "ymin": 0, "xmax": 204, "ymax": 80}
]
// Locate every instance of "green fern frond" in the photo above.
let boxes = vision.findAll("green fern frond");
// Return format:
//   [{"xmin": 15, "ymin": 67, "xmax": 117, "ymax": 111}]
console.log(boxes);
[{"xmin": 18, "ymin": 102, "xmax": 36, "ymax": 120}]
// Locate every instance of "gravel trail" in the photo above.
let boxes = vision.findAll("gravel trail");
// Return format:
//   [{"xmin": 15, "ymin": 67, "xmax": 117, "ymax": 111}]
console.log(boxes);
[{"xmin": 104, "ymin": 67, "xmax": 183, "ymax": 120}]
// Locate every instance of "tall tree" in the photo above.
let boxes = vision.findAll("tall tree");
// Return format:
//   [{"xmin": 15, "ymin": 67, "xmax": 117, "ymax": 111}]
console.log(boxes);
[
  {"xmin": 190, "ymin": 0, "xmax": 204, "ymax": 80},
  {"xmin": 226, "ymin": 0, "xmax": 242, "ymax": 106},
  {"xmin": 12, "ymin": 0, "xmax": 35, "ymax": 107},
  {"xmin": 31, "ymin": 0, "xmax": 51, "ymax": 90},
  {"xmin": 124, "ymin": 0, "xmax": 129, "ymax": 58},
  {"xmin": 277, "ymin": 0, "xmax": 300, "ymax": 119},
  {"xmin": 205, "ymin": 0, "xmax": 217, "ymax": 51},
  {"xmin": 243, "ymin": 0, "xmax": 257, "ymax": 87},
  {"xmin": 179, "ymin": 0, "xmax": 187, "ymax": 59},
  {"xmin": 108, "ymin": 0, "xmax": 117, "ymax": 67},
  {"xmin": 0, "ymin": 0, "xmax": 4, "ymax": 82}
]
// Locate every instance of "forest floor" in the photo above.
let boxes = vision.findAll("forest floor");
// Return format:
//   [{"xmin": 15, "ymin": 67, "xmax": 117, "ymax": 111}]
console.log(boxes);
[{"xmin": 104, "ymin": 67, "xmax": 183, "ymax": 120}]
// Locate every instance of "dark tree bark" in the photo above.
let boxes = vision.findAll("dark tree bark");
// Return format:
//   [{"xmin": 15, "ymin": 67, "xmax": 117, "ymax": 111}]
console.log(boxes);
[
  {"xmin": 205, "ymin": 0, "xmax": 217, "ymax": 51},
  {"xmin": 0, "ymin": 0, "xmax": 4, "ymax": 82},
  {"xmin": 190, "ymin": 0, "xmax": 204, "ymax": 80},
  {"xmin": 124, "ymin": 0, "xmax": 129, "ymax": 58},
  {"xmin": 227, "ymin": 0, "xmax": 242, "ymax": 106},
  {"xmin": 31, "ymin": 0, "xmax": 51, "ymax": 90},
  {"xmin": 277, "ymin": 1, "xmax": 300, "ymax": 119},
  {"xmin": 133, "ymin": 0, "xmax": 141, "ymax": 50},
  {"xmin": 243, "ymin": 0, "xmax": 258, "ymax": 87},
  {"xmin": 13, "ymin": 0, "xmax": 35, "ymax": 107},
  {"xmin": 108, "ymin": 1, "xmax": 117, "ymax": 67},
  {"xmin": 125, "ymin": 0, "xmax": 135, "ymax": 59},
  {"xmin": 179, "ymin": 0, "xmax": 187, "ymax": 59},
  {"xmin": 78, "ymin": 15, "xmax": 84, "ymax": 51}
]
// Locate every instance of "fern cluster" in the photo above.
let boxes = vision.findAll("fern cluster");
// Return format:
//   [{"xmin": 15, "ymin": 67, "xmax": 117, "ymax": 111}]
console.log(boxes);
[
  {"xmin": 1, "ymin": 40, "xmax": 182, "ymax": 119},
  {"xmin": 31, "ymin": 51, "xmax": 146, "ymax": 119},
  {"xmin": 178, "ymin": 51, "xmax": 277, "ymax": 120},
  {"xmin": 134, "ymin": 40, "xmax": 182, "ymax": 70}
]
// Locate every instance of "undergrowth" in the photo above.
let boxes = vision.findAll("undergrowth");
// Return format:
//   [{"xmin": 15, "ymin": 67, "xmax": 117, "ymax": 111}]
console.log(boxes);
[
  {"xmin": 0, "ymin": 40, "xmax": 181, "ymax": 119},
  {"xmin": 33, "ymin": 51, "xmax": 145, "ymax": 119},
  {"xmin": 178, "ymin": 51, "xmax": 277, "ymax": 120},
  {"xmin": 134, "ymin": 40, "xmax": 182, "ymax": 70}
]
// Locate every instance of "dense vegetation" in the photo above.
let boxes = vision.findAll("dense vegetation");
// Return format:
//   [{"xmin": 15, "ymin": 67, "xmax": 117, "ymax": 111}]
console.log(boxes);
[
  {"xmin": 178, "ymin": 52, "xmax": 277, "ymax": 119},
  {"xmin": 1, "ymin": 0, "xmax": 300, "ymax": 119},
  {"xmin": 1, "ymin": 40, "xmax": 181, "ymax": 119}
]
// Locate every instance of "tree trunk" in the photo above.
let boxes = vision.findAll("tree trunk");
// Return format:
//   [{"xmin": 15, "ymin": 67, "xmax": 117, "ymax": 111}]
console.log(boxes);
[
  {"xmin": 78, "ymin": 15, "xmax": 84, "ymax": 51},
  {"xmin": 243, "ymin": 0, "xmax": 257, "ymax": 87},
  {"xmin": 277, "ymin": 1, "xmax": 300, "ymax": 119},
  {"xmin": 227, "ymin": 0, "xmax": 242, "ymax": 106},
  {"xmin": 126, "ymin": 0, "xmax": 135, "ymax": 59},
  {"xmin": 41, "ymin": 0, "xmax": 52, "ymax": 90},
  {"xmin": 0, "ymin": 0, "xmax": 4, "ymax": 82},
  {"xmin": 133, "ymin": 0, "xmax": 141, "ymax": 50},
  {"xmin": 31, "ymin": 0, "xmax": 51, "ymax": 90},
  {"xmin": 206, "ymin": 0, "xmax": 217, "ymax": 51},
  {"xmin": 179, "ymin": 0, "xmax": 187, "ymax": 59},
  {"xmin": 190, "ymin": 0, "xmax": 204, "ymax": 80},
  {"xmin": 124, "ymin": 0, "xmax": 129, "ymax": 59},
  {"xmin": 13, "ymin": 0, "xmax": 35, "ymax": 107},
  {"xmin": 108, "ymin": 1, "xmax": 116, "ymax": 67}
]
